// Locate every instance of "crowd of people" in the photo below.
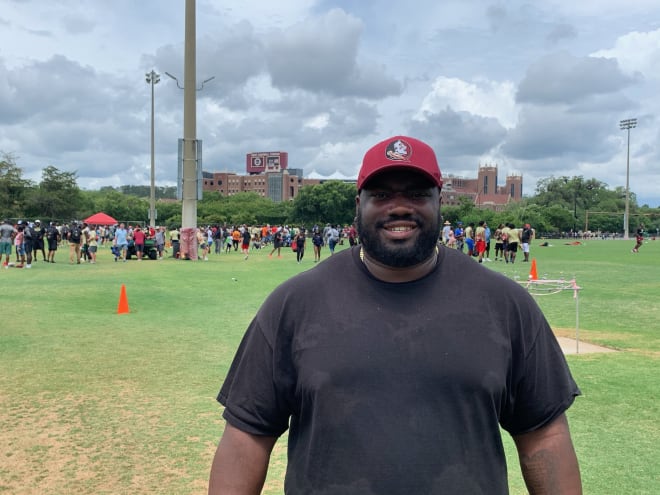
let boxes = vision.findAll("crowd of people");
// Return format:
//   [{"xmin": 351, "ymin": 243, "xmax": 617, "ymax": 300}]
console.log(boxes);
[
  {"xmin": 0, "ymin": 219, "xmax": 169, "ymax": 267},
  {"xmin": 440, "ymin": 220, "xmax": 536, "ymax": 263},
  {"xmin": 177, "ymin": 223, "xmax": 348, "ymax": 262},
  {"xmin": 1, "ymin": 217, "xmax": 352, "ymax": 268},
  {"xmin": 3, "ymin": 214, "xmax": 647, "ymax": 269},
  {"xmin": 1, "ymin": 218, "xmax": 107, "ymax": 268}
]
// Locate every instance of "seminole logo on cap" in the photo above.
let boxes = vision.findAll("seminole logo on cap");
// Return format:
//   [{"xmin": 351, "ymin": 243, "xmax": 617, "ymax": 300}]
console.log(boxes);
[{"xmin": 385, "ymin": 139, "xmax": 412, "ymax": 162}]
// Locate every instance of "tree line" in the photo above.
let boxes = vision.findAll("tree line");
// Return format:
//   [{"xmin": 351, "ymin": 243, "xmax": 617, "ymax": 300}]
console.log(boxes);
[{"xmin": 2, "ymin": 152, "xmax": 658, "ymax": 235}]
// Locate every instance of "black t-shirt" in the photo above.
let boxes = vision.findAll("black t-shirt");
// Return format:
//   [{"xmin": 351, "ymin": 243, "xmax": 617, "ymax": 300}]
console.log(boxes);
[{"xmin": 218, "ymin": 247, "xmax": 580, "ymax": 494}]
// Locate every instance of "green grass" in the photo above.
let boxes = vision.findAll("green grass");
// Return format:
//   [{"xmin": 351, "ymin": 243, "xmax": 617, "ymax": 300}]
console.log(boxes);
[{"xmin": 0, "ymin": 239, "xmax": 658, "ymax": 494}]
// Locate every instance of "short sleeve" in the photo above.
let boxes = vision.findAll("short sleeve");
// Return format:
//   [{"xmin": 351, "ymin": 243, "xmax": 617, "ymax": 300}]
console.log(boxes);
[
  {"xmin": 218, "ymin": 317, "xmax": 291, "ymax": 437},
  {"xmin": 500, "ymin": 315, "xmax": 581, "ymax": 435}
]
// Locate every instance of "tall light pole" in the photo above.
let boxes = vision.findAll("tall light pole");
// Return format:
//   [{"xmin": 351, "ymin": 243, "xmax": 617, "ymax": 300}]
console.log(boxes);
[
  {"xmin": 166, "ymin": 0, "xmax": 215, "ymax": 260},
  {"xmin": 181, "ymin": 0, "xmax": 197, "ymax": 238},
  {"xmin": 620, "ymin": 118, "xmax": 637, "ymax": 240},
  {"xmin": 146, "ymin": 70, "xmax": 160, "ymax": 228}
]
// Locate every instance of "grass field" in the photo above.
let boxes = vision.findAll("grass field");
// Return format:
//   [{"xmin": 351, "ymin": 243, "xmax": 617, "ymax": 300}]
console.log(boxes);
[{"xmin": 1, "ymin": 238, "xmax": 658, "ymax": 494}]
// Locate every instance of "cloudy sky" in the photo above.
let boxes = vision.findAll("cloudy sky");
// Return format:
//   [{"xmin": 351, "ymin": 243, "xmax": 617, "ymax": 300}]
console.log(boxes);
[{"xmin": 1, "ymin": 0, "xmax": 659, "ymax": 206}]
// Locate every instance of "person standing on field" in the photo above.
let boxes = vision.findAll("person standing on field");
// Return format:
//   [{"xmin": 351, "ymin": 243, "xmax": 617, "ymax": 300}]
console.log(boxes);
[
  {"xmin": 464, "ymin": 222, "xmax": 475, "ymax": 257},
  {"xmin": 475, "ymin": 220, "xmax": 487, "ymax": 263},
  {"xmin": 32, "ymin": 220, "xmax": 47, "ymax": 262},
  {"xmin": 114, "ymin": 223, "xmax": 129, "ymax": 262},
  {"xmin": 14, "ymin": 224, "xmax": 26, "ymax": 267},
  {"xmin": 500, "ymin": 223, "xmax": 511, "ymax": 263},
  {"xmin": 294, "ymin": 228, "xmax": 306, "ymax": 263},
  {"xmin": 46, "ymin": 222, "xmax": 60, "ymax": 263},
  {"xmin": 268, "ymin": 229, "xmax": 283, "ymax": 258},
  {"xmin": 327, "ymin": 225, "xmax": 340, "ymax": 255},
  {"xmin": 506, "ymin": 223, "xmax": 520, "ymax": 264},
  {"xmin": 521, "ymin": 223, "xmax": 534, "ymax": 262},
  {"xmin": 23, "ymin": 221, "xmax": 34, "ymax": 268},
  {"xmin": 68, "ymin": 221, "xmax": 83, "ymax": 264},
  {"xmin": 209, "ymin": 135, "xmax": 582, "ymax": 495},
  {"xmin": 632, "ymin": 224, "xmax": 645, "ymax": 253},
  {"xmin": 133, "ymin": 226, "xmax": 146, "ymax": 261},
  {"xmin": 441, "ymin": 220, "xmax": 451, "ymax": 245},
  {"xmin": 0, "ymin": 219, "xmax": 17, "ymax": 267},
  {"xmin": 311, "ymin": 228, "xmax": 323, "ymax": 262},
  {"xmin": 241, "ymin": 226, "xmax": 251, "ymax": 260},
  {"xmin": 155, "ymin": 226, "xmax": 166, "ymax": 259}
]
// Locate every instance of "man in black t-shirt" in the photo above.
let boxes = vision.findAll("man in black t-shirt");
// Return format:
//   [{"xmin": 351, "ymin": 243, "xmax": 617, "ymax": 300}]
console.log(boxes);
[
  {"xmin": 268, "ymin": 229, "xmax": 283, "ymax": 258},
  {"xmin": 521, "ymin": 223, "xmax": 534, "ymax": 262},
  {"xmin": 46, "ymin": 222, "xmax": 60, "ymax": 263},
  {"xmin": 209, "ymin": 136, "xmax": 582, "ymax": 494},
  {"xmin": 32, "ymin": 220, "xmax": 47, "ymax": 262}
]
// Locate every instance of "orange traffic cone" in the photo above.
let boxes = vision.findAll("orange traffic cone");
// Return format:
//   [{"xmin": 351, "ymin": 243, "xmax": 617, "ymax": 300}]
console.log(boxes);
[
  {"xmin": 117, "ymin": 284, "xmax": 130, "ymax": 314},
  {"xmin": 529, "ymin": 258, "xmax": 538, "ymax": 280}
]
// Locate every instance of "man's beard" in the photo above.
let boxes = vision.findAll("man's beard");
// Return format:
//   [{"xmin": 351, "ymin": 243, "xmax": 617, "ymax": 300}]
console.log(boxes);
[{"xmin": 356, "ymin": 209, "xmax": 441, "ymax": 268}]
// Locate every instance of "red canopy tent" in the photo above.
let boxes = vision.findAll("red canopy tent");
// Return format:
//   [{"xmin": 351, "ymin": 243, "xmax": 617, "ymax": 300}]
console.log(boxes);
[{"xmin": 83, "ymin": 212, "xmax": 118, "ymax": 225}]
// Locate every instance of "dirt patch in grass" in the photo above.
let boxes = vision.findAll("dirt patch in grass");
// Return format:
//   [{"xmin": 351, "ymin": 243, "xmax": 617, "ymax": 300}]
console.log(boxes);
[
  {"xmin": 0, "ymin": 384, "xmax": 205, "ymax": 494},
  {"xmin": 0, "ymin": 392, "xmax": 88, "ymax": 494}
]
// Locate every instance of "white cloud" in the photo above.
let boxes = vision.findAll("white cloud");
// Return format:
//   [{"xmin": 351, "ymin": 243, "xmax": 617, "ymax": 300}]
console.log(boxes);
[
  {"xmin": 304, "ymin": 113, "xmax": 330, "ymax": 130},
  {"xmin": 592, "ymin": 28, "xmax": 660, "ymax": 80},
  {"xmin": 417, "ymin": 77, "xmax": 517, "ymax": 128}
]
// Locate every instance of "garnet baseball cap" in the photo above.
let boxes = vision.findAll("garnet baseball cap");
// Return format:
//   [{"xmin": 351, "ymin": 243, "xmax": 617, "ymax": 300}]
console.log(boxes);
[{"xmin": 357, "ymin": 136, "xmax": 443, "ymax": 190}]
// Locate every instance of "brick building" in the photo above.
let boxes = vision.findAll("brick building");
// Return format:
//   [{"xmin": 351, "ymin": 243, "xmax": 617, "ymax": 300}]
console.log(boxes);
[
  {"xmin": 202, "ymin": 169, "xmax": 322, "ymax": 202},
  {"xmin": 203, "ymin": 152, "xmax": 521, "ymax": 209},
  {"xmin": 202, "ymin": 151, "xmax": 323, "ymax": 202},
  {"xmin": 441, "ymin": 165, "xmax": 522, "ymax": 211}
]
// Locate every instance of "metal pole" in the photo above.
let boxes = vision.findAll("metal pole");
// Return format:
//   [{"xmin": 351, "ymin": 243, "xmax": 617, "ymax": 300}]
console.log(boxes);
[
  {"xmin": 146, "ymin": 70, "xmax": 159, "ymax": 229},
  {"xmin": 575, "ymin": 289, "xmax": 579, "ymax": 354},
  {"xmin": 620, "ymin": 118, "xmax": 637, "ymax": 240},
  {"xmin": 624, "ymin": 126, "xmax": 630, "ymax": 240},
  {"xmin": 149, "ymin": 73, "xmax": 156, "ymax": 228},
  {"xmin": 573, "ymin": 190, "xmax": 577, "ymax": 233},
  {"xmin": 181, "ymin": 0, "xmax": 197, "ymax": 232}
]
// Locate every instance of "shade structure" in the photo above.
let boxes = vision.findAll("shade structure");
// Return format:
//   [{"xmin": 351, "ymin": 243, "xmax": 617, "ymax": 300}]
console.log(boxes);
[{"xmin": 83, "ymin": 212, "xmax": 118, "ymax": 225}]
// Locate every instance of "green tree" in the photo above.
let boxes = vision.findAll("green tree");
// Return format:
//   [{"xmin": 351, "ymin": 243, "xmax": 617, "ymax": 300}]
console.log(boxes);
[
  {"xmin": 27, "ymin": 166, "xmax": 83, "ymax": 221},
  {"xmin": 154, "ymin": 200, "xmax": 183, "ymax": 227},
  {"xmin": 91, "ymin": 190, "xmax": 149, "ymax": 224},
  {"xmin": 197, "ymin": 192, "xmax": 289, "ymax": 227},
  {"xmin": 530, "ymin": 176, "xmax": 618, "ymax": 233},
  {"xmin": 0, "ymin": 152, "xmax": 33, "ymax": 218},
  {"xmin": 290, "ymin": 181, "xmax": 356, "ymax": 226}
]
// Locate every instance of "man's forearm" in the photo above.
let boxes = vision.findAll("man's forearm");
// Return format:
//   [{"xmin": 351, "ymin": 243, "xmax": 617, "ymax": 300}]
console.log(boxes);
[
  {"xmin": 208, "ymin": 424, "xmax": 277, "ymax": 495},
  {"xmin": 518, "ymin": 446, "xmax": 581, "ymax": 494},
  {"xmin": 514, "ymin": 414, "xmax": 582, "ymax": 494}
]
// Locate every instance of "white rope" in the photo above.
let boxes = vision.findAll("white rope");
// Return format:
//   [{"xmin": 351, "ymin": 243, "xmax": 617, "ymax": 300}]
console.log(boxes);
[
  {"xmin": 518, "ymin": 278, "xmax": 582, "ymax": 353},
  {"xmin": 520, "ymin": 279, "xmax": 581, "ymax": 297}
]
